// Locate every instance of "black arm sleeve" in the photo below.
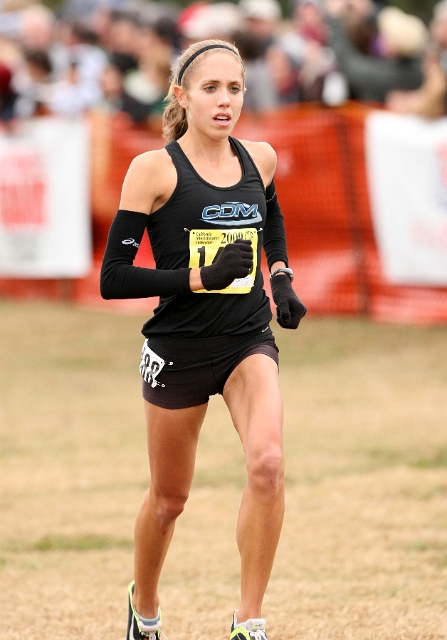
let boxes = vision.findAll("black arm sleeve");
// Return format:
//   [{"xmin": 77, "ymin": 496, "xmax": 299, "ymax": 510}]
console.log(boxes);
[
  {"xmin": 100, "ymin": 209, "xmax": 191, "ymax": 299},
  {"xmin": 263, "ymin": 180, "xmax": 289, "ymax": 270}
]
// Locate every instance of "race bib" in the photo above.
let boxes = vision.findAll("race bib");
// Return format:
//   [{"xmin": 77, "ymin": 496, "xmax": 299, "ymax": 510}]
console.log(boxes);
[
  {"xmin": 139, "ymin": 341, "xmax": 168, "ymax": 388},
  {"xmin": 189, "ymin": 227, "xmax": 258, "ymax": 294}
]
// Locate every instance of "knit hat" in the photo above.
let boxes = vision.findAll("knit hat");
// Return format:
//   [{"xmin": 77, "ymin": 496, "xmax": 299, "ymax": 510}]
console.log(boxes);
[
  {"xmin": 239, "ymin": 0, "xmax": 281, "ymax": 21},
  {"xmin": 377, "ymin": 6, "xmax": 428, "ymax": 58}
]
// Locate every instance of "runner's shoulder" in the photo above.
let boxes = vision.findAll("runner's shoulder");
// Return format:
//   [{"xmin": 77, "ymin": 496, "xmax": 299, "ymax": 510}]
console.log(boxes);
[
  {"xmin": 238, "ymin": 140, "xmax": 277, "ymax": 185},
  {"xmin": 120, "ymin": 148, "xmax": 174, "ymax": 213},
  {"xmin": 127, "ymin": 148, "xmax": 172, "ymax": 179}
]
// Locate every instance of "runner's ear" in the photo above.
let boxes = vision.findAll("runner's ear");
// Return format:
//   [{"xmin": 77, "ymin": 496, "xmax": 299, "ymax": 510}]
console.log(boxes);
[{"xmin": 173, "ymin": 85, "xmax": 188, "ymax": 109}]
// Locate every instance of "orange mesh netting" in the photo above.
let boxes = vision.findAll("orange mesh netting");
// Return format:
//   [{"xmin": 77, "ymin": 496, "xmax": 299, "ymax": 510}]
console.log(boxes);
[{"xmin": 1, "ymin": 105, "xmax": 447, "ymax": 323}]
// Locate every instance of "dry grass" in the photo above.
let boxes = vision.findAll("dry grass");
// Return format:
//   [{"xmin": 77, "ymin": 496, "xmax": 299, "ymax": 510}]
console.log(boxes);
[{"xmin": 0, "ymin": 299, "xmax": 446, "ymax": 640}]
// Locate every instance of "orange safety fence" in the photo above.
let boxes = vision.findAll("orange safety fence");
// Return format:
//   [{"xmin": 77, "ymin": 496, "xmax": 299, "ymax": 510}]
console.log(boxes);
[{"xmin": 1, "ymin": 103, "xmax": 447, "ymax": 323}]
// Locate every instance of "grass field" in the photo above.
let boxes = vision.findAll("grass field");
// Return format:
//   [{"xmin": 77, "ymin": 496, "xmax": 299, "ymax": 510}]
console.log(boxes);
[{"xmin": 1, "ymin": 299, "xmax": 446, "ymax": 640}]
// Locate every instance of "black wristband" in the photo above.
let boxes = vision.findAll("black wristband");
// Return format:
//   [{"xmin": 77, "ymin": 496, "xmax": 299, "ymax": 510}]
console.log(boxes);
[{"xmin": 263, "ymin": 180, "xmax": 289, "ymax": 270}]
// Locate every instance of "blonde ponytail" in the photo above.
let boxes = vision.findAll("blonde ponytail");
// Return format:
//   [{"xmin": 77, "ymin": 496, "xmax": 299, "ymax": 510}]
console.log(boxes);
[{"xmin": 162, "ymin": 39, "xmax": 244, "ymax": 143}]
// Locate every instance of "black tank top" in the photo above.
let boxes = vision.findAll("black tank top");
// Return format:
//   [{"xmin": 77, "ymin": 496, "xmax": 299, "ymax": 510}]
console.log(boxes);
[{"xmin": 142, "ymin": 136, "xmax": 272, "ymax": 338}]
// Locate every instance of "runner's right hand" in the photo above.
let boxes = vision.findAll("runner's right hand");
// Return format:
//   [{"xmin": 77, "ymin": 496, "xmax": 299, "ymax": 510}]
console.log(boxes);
[{"xmin": 200, "ymin": 239, "xmax": 253, "ymax": 290}]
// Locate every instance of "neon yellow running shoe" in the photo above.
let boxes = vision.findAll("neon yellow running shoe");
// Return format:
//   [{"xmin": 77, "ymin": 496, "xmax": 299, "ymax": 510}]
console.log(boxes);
[
  {"xmin": 230, "ymin": 611, "xmax": 268, "ymax": 640},
  {"xmin": 126, "ymin": 581, "xmax": 163, "ymax": 640}
]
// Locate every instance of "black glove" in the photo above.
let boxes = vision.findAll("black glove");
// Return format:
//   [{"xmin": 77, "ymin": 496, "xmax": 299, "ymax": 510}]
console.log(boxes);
[
  {"xmin": 271, "ymin": 274, "xmax": 307, "ymax": 329},
  {"xmin": 201, "ymin": 239, "xmax": 253, "ymax": 291}
]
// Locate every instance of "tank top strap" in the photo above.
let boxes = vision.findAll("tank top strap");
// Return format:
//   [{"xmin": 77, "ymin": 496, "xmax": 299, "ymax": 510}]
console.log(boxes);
[
  {"xmin": 228, "ymin": 136, "xmax": 265, "ymax": 190},
  {"xmin": 165, "ymin": 140, "xmax": 186, "ymax": 187}
]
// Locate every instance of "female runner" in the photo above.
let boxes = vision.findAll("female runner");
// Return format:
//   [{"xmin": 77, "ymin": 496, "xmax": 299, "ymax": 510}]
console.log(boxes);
[{"xmin": 100, "ymin": 38, "xmax": 306, "ymax": 640}]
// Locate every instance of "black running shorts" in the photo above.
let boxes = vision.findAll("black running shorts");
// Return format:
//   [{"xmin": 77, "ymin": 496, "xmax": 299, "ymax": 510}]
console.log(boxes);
[{"xmin": 140, "ymin": 326, "xmax": 279, "ymax": 409}]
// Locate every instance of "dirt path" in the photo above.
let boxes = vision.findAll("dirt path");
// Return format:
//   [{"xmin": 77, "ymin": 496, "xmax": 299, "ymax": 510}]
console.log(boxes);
[{"xmin": 1, "ymin": 301, "xmax": 446, "ymax": 639}]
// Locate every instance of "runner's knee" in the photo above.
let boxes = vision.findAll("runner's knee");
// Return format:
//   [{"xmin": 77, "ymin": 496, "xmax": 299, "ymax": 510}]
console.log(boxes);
[
  {"xmin": 246, "ymin": 446, "xmax": 284, "ymax": 496},
  {"xmin": 154, "ymin": 492, "xmax": 189, "ymax": 528}
]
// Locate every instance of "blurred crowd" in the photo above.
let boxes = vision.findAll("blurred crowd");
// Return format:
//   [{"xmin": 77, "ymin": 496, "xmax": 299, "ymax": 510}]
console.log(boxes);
[{"xmin": 1, "ymin": 0, "xmax": 447, "ymax": 128}]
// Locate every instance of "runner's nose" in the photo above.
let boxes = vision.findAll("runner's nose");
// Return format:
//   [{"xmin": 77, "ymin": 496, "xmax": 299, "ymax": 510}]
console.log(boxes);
[{"xmin": 216, "ymin": 88, "xmax": 231, "ymax": 107}]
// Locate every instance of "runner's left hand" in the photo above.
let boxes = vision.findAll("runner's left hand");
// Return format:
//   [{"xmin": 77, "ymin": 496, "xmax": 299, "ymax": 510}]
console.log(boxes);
[{"xmin": 270, "ymin": 275, "xmax": 307, "ymax": 329}]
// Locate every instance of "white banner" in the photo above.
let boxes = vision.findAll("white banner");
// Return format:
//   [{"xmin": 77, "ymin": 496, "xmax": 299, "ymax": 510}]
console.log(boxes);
[
  {"xmin": 0, "ymin": 117, "xmax": 91, "ymax": 277},
  {"xmin": 366, "ymin": 111, "xmax": 447, "ymax": 285}
]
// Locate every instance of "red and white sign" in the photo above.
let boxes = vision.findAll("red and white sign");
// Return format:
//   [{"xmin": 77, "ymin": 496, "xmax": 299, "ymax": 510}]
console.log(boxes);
[
  {"xmin": 366, "ymin": 111, "xmax": 447, "ymax": 286},
  {"xmin": 0, "ymin": 117, "xmax": 91, "ymax": 277}
]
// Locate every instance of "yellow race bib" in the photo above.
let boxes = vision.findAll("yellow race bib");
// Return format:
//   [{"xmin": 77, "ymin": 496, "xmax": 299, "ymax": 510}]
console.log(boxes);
[{"xmin": 189, "ymin": 227, "xmax": 258, "ymax": 294}]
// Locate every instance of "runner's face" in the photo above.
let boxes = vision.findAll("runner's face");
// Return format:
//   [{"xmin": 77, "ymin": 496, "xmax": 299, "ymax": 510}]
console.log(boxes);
[{"xmin": 180, "ymin": 52, "xmax": 244, "ymax": 137}]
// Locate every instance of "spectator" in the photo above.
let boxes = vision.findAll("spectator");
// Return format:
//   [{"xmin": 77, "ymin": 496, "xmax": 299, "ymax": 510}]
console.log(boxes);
[
  {"xmin": 135, "ymin": 12, "xmax": 180, "ymax": 60},
  {"xmin": 239, "ymin": 0, "xmax": 282, "ymax": 51},
  {"xmin": 123, "ymin": 50, "xmax": 171, "ymax": 116},
  {"xmin": 47, "ymin": 58, "xmax": 85, "ymax": 116},
  {"xmin": 0, "ymin": 0, "xmax": 33, "ymax": 43},
  {"xmin": 386, "ymin": 1, "xmax": 447, "ymax": 119},
  {"xmin": 13, "ymin": 48, "xmax": 53, "ymax": 117},
  {"xmin": 376, "ymin": 6, "xmax": 428, "ymax": 59},
  {"xmin": 328, "ymin": 0, "xmax": 377, "ymax": 54},
  {"xmin": 386, "ymin": 43, "xmax": 447, "ymax": 119},
  {"xmin": 265, "ymin": 43, "xmax": 301, "ymax": 104},
  {"xmin": 123, "ymin": 17, "xmax": 175, "ymax": 116},
  {"xmin": 17, "ymin": 4, "xmax": 70, "ymax": 81},
  {"xmin": 431, "ymin": 0, "xmax": 447, "ymax": 51},
  {"xmin": 327, "ymin": 4, "xmax": 427, "ymax": 103},
  {"xmin": 175, "ymin": 2, "xmax": 207, "ymax": 43},
  {"xmin": 237, "ymin": 0, "xmax": 297, "ymax": 105},
  {"xmin": 48, "ymin": 21, "xmax": 108, "ymax": 114},
  {"xmin": 292, "ymin": 0, "xmax": 328, "ymax": 45},
  {"xmin": 177, "ymin": 2, "xmax": 241, "ymax": 46},
  {"xmin": 97, "ymin": 61, "xmax": 152, "ymax": 123},
  {"xmin": 0, "ymin": 0, "xmax": 33, "ymax": 82},
  {"xmin": 238, "ymin": 0, "xmax": 294, "ymax": 104},
  {"xmin": 59, "ymin": 0, "xmax": 126, "ymax": 23},
  {"xmin": 105, "ymin": 10, "xmax": 139, "ymax": 74},
  {"xmin": 325, "ymin": 0, "xmax": 376, "ymax": 26},
  {"xmin": 0, "ymin": 62, "xmax": 17, "ymax": 122},
  {"xmin": 18, "ymin": 3, "xmax": 54, "ymax": 50},
  {"xmin": 233, "ymin": 30, "xmax": 279, "ymax": 112},
  {"xmin": 277, "ymin": 0, "xmax": 337, "ymax": 101}
]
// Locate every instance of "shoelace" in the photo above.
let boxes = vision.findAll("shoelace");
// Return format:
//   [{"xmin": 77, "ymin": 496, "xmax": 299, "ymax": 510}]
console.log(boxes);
[{"xmin": 250, "ymin": 631, "xmax": 267, "ymax": 640}]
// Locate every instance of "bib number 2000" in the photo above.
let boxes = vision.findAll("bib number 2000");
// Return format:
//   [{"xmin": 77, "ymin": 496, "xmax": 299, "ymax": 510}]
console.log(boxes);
[{"xmin": 189, "ymin": 227, "xmax": 258, "ymax": 294}]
